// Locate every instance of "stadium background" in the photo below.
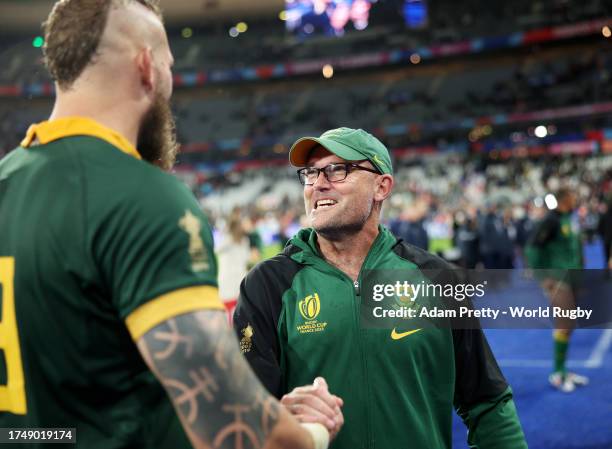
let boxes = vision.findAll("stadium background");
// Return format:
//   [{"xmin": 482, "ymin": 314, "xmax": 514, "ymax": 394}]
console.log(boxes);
[{"xmin": 1, "ymin": 0, "xmax": 611, "ymax": 447}]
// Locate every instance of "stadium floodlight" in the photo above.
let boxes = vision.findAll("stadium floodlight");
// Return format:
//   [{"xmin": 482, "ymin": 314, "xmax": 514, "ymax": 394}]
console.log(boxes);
[
  {"xmin": 322, "ymin": 64, "xmax": 334, "ymax": 78},
  {"xmin": 544, "ymin": 193, "xmax": 558, "ymax": 210},
  {"xmin": 535, "ymin": 125, "xmax": 548, "ymax": 138}
]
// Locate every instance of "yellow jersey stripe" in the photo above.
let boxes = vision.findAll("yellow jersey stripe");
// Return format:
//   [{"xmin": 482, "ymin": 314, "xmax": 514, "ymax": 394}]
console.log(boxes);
[
  {"xmin": 125, "ymin": 286, "xmax": 224, "ymax": 340},
  {"xmin": 21, "ymin": 116, "xmax": 141, "ymax": 160}
]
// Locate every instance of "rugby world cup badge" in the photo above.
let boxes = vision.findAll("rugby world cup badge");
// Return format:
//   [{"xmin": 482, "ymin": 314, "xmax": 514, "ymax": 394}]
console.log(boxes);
[
  {"xmin": 178, "ymin": 210, "xmax": 210, "ymax": 272},
  {"xmin": 297, "ymin": 293, "xmax": 327, "ymax": 334}
]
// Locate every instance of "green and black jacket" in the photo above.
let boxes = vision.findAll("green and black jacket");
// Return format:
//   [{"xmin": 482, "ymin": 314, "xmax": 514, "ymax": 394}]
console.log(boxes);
[{"xmin": 234, "ymin": 226, "xmax": 527, "ymax": 449}]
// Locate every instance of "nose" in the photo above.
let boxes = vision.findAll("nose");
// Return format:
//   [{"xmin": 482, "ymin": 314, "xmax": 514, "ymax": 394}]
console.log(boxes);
[{"xmin": 311, "ymin": 170, "xmax": 331, "ymax": 189}]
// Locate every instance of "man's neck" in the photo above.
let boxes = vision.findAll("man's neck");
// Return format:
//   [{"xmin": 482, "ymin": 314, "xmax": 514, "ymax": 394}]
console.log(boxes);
[
  {"xmin": 49, "ymin": 87, "xmax": 141, "ymax": 150},
  {"xmin": 316, "ymin": 224, "xmax": 379, "ymax": 281}
]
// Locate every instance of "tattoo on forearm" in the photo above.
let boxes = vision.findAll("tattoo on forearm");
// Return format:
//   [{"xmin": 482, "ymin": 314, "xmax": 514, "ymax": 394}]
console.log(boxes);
[
  {"xmin": 138, "ymin": 311, "xmax": 281, "ymax": 449},
  {"xmin": 163, "ymin": 367, "xmax": 219, "ymax": 423},
  {"xmin": 254, "ymin": 390, "xmax": 281, "ymax": 435},
  {"xmin": 153, "ymin": 318, "xmax": 194, "ymax": 359},
  {"xmin": 214, "ymin": 404, "xmax": 260, "ymax": 449}
]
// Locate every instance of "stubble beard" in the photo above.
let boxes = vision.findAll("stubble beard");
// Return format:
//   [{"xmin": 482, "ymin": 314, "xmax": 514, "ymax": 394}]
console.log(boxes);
[{"xmin": 312, "ymin": 198, "xmax": 375, "ymax": 241}]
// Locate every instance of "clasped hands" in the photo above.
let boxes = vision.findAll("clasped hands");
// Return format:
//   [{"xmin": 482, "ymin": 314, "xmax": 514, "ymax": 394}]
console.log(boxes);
[{"xmin": 281, "ymin": 377, "xmax": 344, "ymax": 440}]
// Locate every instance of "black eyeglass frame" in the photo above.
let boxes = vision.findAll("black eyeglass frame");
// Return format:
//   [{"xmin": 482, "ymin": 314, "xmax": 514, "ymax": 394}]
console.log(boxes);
[{"xmin": 296, "ymin": 162, "xmax": 380, "ymax": 186}]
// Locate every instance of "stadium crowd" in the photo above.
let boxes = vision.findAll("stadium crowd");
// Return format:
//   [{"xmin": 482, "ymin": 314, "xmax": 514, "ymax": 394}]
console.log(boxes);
[{"xmin": 211, "ymin": 152, "xmax": 612, "ymax": 301}]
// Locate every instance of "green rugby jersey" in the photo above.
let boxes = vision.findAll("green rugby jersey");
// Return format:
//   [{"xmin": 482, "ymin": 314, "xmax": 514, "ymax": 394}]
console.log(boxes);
[
  {"xmin": 0, "ymin": 117, "xmax": 223, "ymax": 448},
  {"xmin": 526, "ymin": 210, "xmax": 582, "ymax": 270},
  {"xmin": 234, "ymin": 226, "xmax": 527, "ymax": 449}
]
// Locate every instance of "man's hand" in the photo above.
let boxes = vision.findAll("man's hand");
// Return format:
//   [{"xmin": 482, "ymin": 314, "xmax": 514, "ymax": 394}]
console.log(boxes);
[{"xmin": 281, "ymin": 377, "xmax": 344, "ymax": 440}]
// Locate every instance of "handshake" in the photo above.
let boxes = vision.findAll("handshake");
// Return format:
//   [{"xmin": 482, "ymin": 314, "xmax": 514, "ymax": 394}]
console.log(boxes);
[{"xmin": 282, "ymin": 377, "xmax": 345, "ymax": 441}]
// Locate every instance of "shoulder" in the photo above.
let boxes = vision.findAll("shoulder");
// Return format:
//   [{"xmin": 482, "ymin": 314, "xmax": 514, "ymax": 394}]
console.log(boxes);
[
  {"xmin": 82, "ymin": 152, "xmax": 212, "ymax": 269},
  {"xmin": 0, "ymin": 148, "xmax": 26, "ymax": 180},
  {"xmin": 392, "ymin": 240, "xmax": 455, "ymax": 270},
  {"xmin": 0, "ymin": 147, "xmax": 20, "ymax": 167},
  {"xmin": 81, "ymin": 146, "xmax": 202, "ymax": 222},
  {"xmin": 534, "ymin": 211, "xmax": 561, "ymax": 233},
  {"xmin": 244, "ymin": 248, "xmax": 303, "ymax": 290},
  {"xmin": 544, "ymin": 210, "xmax": 561, "ymax": 223}
]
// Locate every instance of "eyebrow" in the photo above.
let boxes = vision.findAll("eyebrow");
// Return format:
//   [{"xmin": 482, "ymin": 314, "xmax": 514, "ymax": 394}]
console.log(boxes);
[{"xmin": 305, "ymin": 161, "xmax": 345, "ymax": 168}]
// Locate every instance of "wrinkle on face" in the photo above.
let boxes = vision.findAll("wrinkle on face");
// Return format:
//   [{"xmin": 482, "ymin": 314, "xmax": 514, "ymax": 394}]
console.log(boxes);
[{"xmin": 303, "ymin": 148, "xmax": 379, "ymax": 240}]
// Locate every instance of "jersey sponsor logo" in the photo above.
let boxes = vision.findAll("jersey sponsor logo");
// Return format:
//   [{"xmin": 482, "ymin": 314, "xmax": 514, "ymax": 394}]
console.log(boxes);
[
  {"xmin": 178, "ymin": 210, "xmax": 210, "ymax": 272},
  {"xmin": 239, "ymin": 324, "xmax": 253, "ymax": 353},
  {"xmin": 297, "ymin": 293, "xmax": 327, "ymax": 334},
  {"xmin": 390, "ymin": 328, "xmax": 422, "ymax": 340}
]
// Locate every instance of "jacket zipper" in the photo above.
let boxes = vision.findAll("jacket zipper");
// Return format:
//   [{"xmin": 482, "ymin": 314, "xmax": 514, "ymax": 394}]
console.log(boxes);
[
  {"xmin": 353, "ymin": 232, "xmax": 385, "ymax": 449},
  {"xmin": 351, "ymin": 277, "xmax": 373, "ymax": 449},
  {"xmin": 313, "ymin": 230, "xmax": 386, "ymax": 449}
]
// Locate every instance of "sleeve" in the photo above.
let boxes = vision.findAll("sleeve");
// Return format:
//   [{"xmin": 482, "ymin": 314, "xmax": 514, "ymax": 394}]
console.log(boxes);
[
  {"xmin": 453, "ymin": 328, "xmax": 528, "ymax": 449},
  {"xmin": 90, "ymin": 173, "xmax": 224, "ymax": 340},
  {"xmin": 233, "ymin": 256, "xmax": 293, "ymax": 398},
  {"xmin": 390, "ymin": 239, "xmax": 526, "ymax": 447}
]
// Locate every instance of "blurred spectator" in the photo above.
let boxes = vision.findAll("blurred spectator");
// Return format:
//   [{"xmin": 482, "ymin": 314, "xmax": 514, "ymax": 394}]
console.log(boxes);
[
  {"xmin": 389, "ymin": 202, "xmax": 429, "ymax": 250},
  {"xmin": 476, "ymin": 203, "xmax": 515, "ymax": 269},
  {"xmin": 580, "ymin": 202, "xmax": 600, "ymax": 243},
  {"xmin": 216, "ymin": 217, "xmax": 251, "ymax": 303},
  {"xmin": 599, "ymin": 195, "xmax": 612, "ymax": 267},
  {"xmin": 454, "ymin": 212, "xmax": 480, "ymax": 269}
]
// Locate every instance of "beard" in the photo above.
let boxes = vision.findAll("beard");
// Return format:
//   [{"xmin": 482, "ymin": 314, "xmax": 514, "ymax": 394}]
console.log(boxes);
[
  {"xmin": 311, "ymin": 198, "xmax": 376, "ymax": 241},
  {"xmin": 137, "ymin": 92, "xmax": 178, "ymax": 170},
  {"xmin": 315, "ymin": 219, "xmax": 367, "ymax": 241}
]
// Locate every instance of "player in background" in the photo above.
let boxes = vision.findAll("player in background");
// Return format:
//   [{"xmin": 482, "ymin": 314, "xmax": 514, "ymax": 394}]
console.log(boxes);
[
  {"xmin": 526, "ymin": 188, "xmax": 589, "ymax": 392},
  {"xmin": 0, "ymin": 1, "xmax": 341, "ymax": 447}
]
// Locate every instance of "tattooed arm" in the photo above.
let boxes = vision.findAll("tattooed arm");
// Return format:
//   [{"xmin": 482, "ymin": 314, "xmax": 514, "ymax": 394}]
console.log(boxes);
[{"xmin": 136, "ymin": 309, "xmax": 324, "ymax": 449}]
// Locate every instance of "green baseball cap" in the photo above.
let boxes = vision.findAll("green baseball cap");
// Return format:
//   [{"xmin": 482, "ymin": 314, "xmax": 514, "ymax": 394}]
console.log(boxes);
[{"xmin": 289, "ymin": 127, "xmax": 393, "ymax": 175}]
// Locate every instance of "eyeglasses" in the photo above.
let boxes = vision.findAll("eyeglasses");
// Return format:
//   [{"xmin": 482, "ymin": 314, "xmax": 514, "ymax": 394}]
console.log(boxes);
[{"xmin": 297, "ymin": 162, "xmax": 380, "ymax": 186}]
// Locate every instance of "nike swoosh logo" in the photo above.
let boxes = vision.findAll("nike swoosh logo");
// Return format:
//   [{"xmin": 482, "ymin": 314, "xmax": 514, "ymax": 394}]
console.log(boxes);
[{"xmin": 390, "ymin": 328, "xmax": 422, "ymax": 340}]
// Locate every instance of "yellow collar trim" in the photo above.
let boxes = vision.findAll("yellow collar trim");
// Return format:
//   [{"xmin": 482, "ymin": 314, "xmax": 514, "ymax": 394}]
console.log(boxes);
[{"xmin": 20, "ymin": 117, "xmax": 141, "ymax": 160}]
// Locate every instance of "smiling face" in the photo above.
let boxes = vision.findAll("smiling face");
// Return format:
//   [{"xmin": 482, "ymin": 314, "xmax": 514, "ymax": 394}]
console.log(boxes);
[{"xmin": 303, "ymin": 146, "xmax": 385, "ymax": 240}]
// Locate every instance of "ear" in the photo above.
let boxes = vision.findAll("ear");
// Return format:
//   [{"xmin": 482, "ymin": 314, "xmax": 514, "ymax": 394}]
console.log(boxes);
[
  {"xmin": 136, "ymin": 47, "xmax": 155, "ymax": 93},
  {"xmin": 374, "ymin": 174, "xmax": 394, "ymax": 202}
]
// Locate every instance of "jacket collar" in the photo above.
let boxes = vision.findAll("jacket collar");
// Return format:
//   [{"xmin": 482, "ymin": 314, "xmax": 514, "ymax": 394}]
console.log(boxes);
[{"xmin": 286, "ymin": 225, "xmax": 398, "ymax": 269}]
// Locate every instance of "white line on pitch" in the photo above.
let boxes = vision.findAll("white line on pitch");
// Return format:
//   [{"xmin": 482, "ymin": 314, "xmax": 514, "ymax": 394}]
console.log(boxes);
[
  {"xmin": 497, "ymin": 359, "xmax": 551, "ymax": 368},
  {"xmin": 496, "ymin": 359, "xmax": 592, "ymax": 368},
  {"xmin": 497, "ymin": 329, "xmax": 612, "ymax": 369},
  {"xmin": 584, "ymin": 329, "xmax": 612, "ymax": 368}
]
